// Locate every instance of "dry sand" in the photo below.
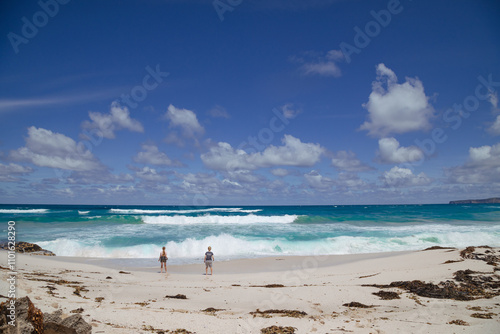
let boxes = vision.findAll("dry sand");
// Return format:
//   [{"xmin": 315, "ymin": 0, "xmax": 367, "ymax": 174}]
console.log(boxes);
[{"xmin": 1, "ymin": 247, "xmax": 500, "ymax": 333}]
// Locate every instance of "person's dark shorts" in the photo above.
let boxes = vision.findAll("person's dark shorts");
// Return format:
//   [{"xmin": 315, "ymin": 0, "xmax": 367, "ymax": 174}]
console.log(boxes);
[{"xmin": 205, "ymin": 260, "xmax": 212, "ymax": 268}]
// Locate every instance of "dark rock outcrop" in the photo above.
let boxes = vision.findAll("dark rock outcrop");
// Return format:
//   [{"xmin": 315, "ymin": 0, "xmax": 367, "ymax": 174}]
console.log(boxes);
[
  {"xmin": 0, "ymin": 297, "xmax": 91, "ymax": 334},
  {"xmin": 449, "ymin": 197, "xmax": 500, "ymax": 204},
  {"xmin": 0, "ymin": 242, "xmax": 55, "ymax": 256}
]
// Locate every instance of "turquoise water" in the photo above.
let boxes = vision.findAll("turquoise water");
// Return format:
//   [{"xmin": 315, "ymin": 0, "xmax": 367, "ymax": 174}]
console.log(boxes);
[{"xmin": 1, "ymin": 204, "xmax": 499, "ymax": 264}]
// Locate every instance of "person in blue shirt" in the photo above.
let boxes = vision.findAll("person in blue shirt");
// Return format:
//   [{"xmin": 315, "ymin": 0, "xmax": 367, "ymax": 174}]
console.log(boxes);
[{"xmin": 204, "ymin": 246, "xmax": 214, "ymax": 275}]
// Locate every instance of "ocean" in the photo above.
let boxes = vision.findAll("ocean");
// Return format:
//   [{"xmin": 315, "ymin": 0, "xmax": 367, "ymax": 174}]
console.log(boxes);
[{"xmin": 1, "ymin": 204, "xmax": 500, "ymax": 265}]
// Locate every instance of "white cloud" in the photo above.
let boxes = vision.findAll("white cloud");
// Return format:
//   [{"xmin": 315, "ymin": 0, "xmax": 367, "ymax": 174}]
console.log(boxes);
[
  {"xmin": 487, "ymin": 91, "xmax": 500, "ymax": 136},
  {"xmin": 334, "ymin": 173, "xmax": 368, "ymax": 191},
  {"xmin": 222, "ymin": 179, "xmax": 242, "ymax": 187},
  {"xmin": 447, "ymin": 143, "xmax": 500, "ymax": 183},
  {"xmin": 360, "ymin": 64, "xmax": 435, "ymax": 137},
  {"xmin": 66, "ymin": 170, "xmax": 134, "ymax": 185},
  {"xmin": 489, "ymin": 91, "xmax": 499, "ymax": 109},
  {"xmin": 331, "ymin": 150, "xmax": 372, "ymax": 172},
  {"xmin": 377, "ymin": 137, "xmax": 424, "ymax": 164},
  {"xmin": 280, "ymin": 103, "xmax": 301, "ymax": 119},
  {"xmin": 133, "ymin": 144, "xmax": 182, "ymax": 167},
  {"xmin": 0, "ymin": 163, "xmax": 34, "ymax": 182},
  {"xmin": 208, "ymin": 105, "xmax": 230, "ymax": 119},
  {"xmin": 304, "ymin": 170, "xmax": 334, "ymax": 190},
  {"xmin": 165, "ymin": 104, "xmax": 204, "ymax": 146},
  {"xmin": 134, "ymin": 166, "xmax": 168, "ymax": 182},
  {"xmin": 380, "ymin": 166, "xmax": 431, "ymax": 187},
  {"xmin": 489, "ymin": 116, "xmax": 500, "ymax": 136},
  {"xmin": 82, "ymin": 101, "xmax": 144, "ymax": 139},
  {"xmin": 271, "ymin": 168, "xmax": 289, "ymax": 177},
  {"xmin": 10, "ymin": 127, "xmax": 103, "ymax": 171},
  {"xmin": 297, "ymin": 49, "xmax": 344, "ymax": 77},
  {"xmin": 201, "ymin": 135, "xmax": 324, "ymax": 171}
]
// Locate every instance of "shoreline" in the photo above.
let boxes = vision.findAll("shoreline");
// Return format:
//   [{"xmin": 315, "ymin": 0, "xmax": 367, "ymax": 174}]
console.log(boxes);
[
  {"xmin": 1, "ymin": 247, "xmax": 499, "ymax": 333},
  {"xmin": 1, "ymin": 249, "xmax": 414, "ymax": 274}
]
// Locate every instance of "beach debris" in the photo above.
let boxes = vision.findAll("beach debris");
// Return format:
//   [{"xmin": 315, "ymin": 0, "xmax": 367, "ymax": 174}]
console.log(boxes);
[
  {"xmin": 460, "ymin": 246, "xmax": 500, "ymax": 265},
  {"xmin": 470, "ymin": 312, "xmax": 496, "ymax": 319},
  {"xmin": 448, "ymin": 319, "xmax": 469, "ymax": 326},
  {"xmin": 250, "ymin": 284, "xmax": 285, "ymax": 288},
  {"xmin": 342, "ymin": 302, "xmax": 374, "ymax": 308},
  {"xmin": 231, "ymin": 284, "xmax": 241, "ymax": 286},
  {"xmin": 73, "ymin": 286, "xmax": 89, "ymax": 297},
  {"xmin": 250, "ymin": 309, "xmax": 307, "ymax": 318},
  {"xmin": 260, "ymin": 325, "xmax": 296, "ymax": 334},
  {"xmin": 0, "ymin": 241, "xmax": 55, "ymax": 256},
  {"xmin": 466, "ymin": 306, "xmax": 483, "ymax": 311},
  {"xmin": 365, "ymin": 247, "xmax": 500, "ymax": 301},
  {"xmin": 359, "ymin": 273, "xmax": 380, "ymax": 279},
  {"xmin": 460, "ymin": 246, "xmax": 476, "ymax": 259},
  {"xmin": 143, "ymin": 328, "xmax": 195, "ymax": 334},
  {"xmin": 367, "ymin": 279, "xmax": 479, "ymax": 301},
  {"xmin": 422, "ymin": 246, "xmax": 456, "ymax": 251},
  {"xmin": 95, "ymin": 297, "xmax": 105, "ymax": 303},
  {"xmin": 372, "ymin": 290, "xmax": 400, "ymax": 300},
  {"xmin": 201, "ymin": 307, "xmax": 225, "ymax": 313},
  {"xmin": 443, "ymin": 259, "xmax": 463, "ymax": 264},
  {"xmin": 165, "ymin": 294, "xmax": 187, "ymax": 299},
  {"xmin": 106, "ymin": 276, "xmax": 112, "ymax": 279},
  {"xmin": 118, "ymin": 270, "xmax": 131, "ymax": 274},
  {"xmin": 70, "ymin": 308, "xmax": 84, "ymax": 314}
]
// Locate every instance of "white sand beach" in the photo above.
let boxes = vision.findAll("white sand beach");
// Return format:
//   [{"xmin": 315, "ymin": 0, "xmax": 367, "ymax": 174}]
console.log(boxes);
[{"xmin": 1, "ymin": 247, "xmax": 500, "ymax": 333}]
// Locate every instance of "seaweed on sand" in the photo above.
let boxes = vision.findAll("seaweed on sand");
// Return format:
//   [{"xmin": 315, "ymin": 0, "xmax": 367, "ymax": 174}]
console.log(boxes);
[
  {"xmin": 250, "ymin": 309, "xmax": 307, "ymax": 318},
  {"xmin": 261, "ymin": 325, "xmax": 296, "ymax": 334}
]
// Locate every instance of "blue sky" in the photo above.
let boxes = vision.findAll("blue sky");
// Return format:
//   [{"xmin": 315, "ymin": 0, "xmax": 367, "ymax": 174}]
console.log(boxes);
[{"xmin": 1, "ymin": 0, "xmax": 499, "ymax": 205}]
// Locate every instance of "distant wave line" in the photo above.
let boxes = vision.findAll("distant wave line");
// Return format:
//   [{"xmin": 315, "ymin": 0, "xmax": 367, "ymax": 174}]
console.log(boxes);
[
  {"xmin": 0, "ymin": 209, "xmax": 49, "ymax": 214},
  {"xmin": 110, "ymin": 208, "xmax": 262, "ymax": 214},
  {"xmin": 141, "ymin": 214, "xmax": 299, "ymax": 225}
]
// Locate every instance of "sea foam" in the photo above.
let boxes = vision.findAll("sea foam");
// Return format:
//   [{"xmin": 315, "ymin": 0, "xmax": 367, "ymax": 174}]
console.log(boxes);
[
  {"xmin": 141, "ymin": 214, "xmax": 299, "ymax": 225},
  {"xmin": 0, "ymin": 209, "xmax": 49, "ymax": 214}
]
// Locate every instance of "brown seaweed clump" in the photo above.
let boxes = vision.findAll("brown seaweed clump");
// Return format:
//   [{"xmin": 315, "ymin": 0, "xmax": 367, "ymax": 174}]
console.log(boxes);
[
  {"xmin": 448, "ymin": 319, "xmax": 469, "ymax": 326},
  {"xmin": 365, "ymin": 247, "xmax": 500, "ymax": 301},
  {"xmin": 250, "ymin": 284, "xmax": 285, "ymax": 288},
  {"xmin": 423, "ymin": 246, "xmax": 456, "ymax": 251},
  {"xmin": 261, "ymin": 325, "xmax": 296, "ymax": 334},
  {"xmin": 470, "ymin": 312, "xmax": 496, "ymax": 319},
  {"xmin": 366, "ymin": 277, "xmax": 494, "ymax": 301},
  {"xmin": 342, "ymin": 302, "xmax": 374, "ymax": 308},
  {"xmin": 165, "ymin": 294, "xmax": 187, "ymax": 299},
  {"xmin": 460, "ymin": 246, "xmax": 499, "ymax": 265},
  {"xmin": 372, "ymin": 290, "xmax": 400, "ymax": 300},
  {"xmin": 251, "ymin": 309, "xmax": 307, "ymax": 318}
]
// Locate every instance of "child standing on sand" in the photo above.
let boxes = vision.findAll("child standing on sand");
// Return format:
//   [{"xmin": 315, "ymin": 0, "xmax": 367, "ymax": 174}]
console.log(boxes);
[
  {"xmin": 159, "ymin": 246, "xmax": 168, "ymax": 273},
  {"xmin": 204, "ymin": 246, "xmax": 214, "ymax": 275}
]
